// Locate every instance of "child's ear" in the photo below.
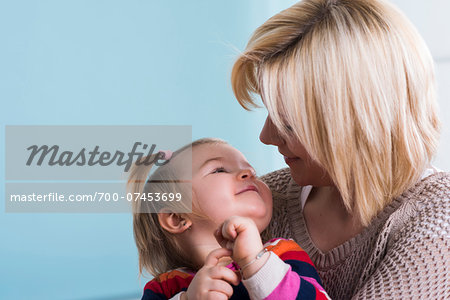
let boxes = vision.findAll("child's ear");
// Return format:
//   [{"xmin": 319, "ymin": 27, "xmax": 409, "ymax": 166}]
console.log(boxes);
[{"xmin": 158, "ymin": 210, "xmax": 192, "ymax": 234}]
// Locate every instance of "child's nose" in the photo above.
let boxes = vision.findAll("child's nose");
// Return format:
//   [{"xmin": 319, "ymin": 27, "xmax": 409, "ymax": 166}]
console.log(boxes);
[{"xmin": 238, "ymin": 169, "xmax": 254, "ymax": 180}]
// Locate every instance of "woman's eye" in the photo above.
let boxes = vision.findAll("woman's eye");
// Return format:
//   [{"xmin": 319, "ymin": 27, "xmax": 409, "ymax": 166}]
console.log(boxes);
[{"xmin": 212, "ymin": 167, "xmax": 227, "ymax": 174}]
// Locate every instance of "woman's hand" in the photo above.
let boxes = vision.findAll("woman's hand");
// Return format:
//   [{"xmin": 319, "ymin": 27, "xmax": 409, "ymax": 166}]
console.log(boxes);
[
  {"xmin": 215, "ymin": 216, "xmax": 269, "ymax": 279},
  {"xmin": 183, "ymin": 248, "xmax": 239, "ymax": 300}
]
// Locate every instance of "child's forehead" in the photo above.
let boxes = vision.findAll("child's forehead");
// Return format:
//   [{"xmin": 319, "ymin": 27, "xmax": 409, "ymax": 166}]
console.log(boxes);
[{"xmin": 193, "ymin": 143, "xmax": 248, "ymax": 165}]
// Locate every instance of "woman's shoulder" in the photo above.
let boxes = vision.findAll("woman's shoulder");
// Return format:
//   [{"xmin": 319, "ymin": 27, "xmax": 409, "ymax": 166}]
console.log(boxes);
[
  {"xmin": 259, "ymin": 168, "xmax": 293, "ymax": 194},
  {"xmin": 358, "ymin": 172, "xmax": 450, "ymax": 296},
  {"xmin": 386, "ymin": 171, "xmax": 450, "ymax": 246},
  {"xmin": 398, "ymin": 171, "xmax": 450, "ymax": 211},
  {"xmin": 345, "ymin": 172, "xmax": 450, "ymax": 297}
]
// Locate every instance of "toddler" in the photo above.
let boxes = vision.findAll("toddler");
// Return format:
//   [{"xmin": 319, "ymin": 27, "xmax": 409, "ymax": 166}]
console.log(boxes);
[{"xmin": 128, "ymin": 138, "xmax": 330, "ymax": 300}]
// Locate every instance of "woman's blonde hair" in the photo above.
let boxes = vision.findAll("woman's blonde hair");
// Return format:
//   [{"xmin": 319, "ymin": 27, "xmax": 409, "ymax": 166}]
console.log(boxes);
[
  {"xmin": 128, "ymin": 138, "xmax": 227, "ymax": 277},
  {"xmin": 231, "ymin": 0, "xmax": 440, "ymax": 226}
]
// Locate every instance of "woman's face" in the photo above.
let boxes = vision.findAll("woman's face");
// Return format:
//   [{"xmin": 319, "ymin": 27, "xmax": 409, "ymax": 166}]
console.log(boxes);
[{"xmin": 259, "ymin": 116, "xmax": 334, "ymax": 187}]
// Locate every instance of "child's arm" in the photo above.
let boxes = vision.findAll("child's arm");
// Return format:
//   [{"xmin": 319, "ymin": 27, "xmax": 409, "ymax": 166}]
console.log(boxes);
[
  {"xmin": 217, "ymin": 216, "xmax": 330, "ymax": 300},
  {"xmin": 141, "ymin": 248, "xmax": 239, "ymax": 300},
  {"xmin": 141, "ymin": 269, "xmax": 192, "ymax": 300},
  {"xmin": 247, "ymin": 238, "xmax": 331, "ymax": 300}
]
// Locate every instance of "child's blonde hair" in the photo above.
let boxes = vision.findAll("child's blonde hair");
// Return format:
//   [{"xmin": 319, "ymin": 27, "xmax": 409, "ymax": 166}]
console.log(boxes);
[
  {"xmin": 128, "ymin": 138, "xmax": 227, "ymax": 277},
  {"xmin": 231, "ymin": 0, "xmax": 441, "ymax": 226}
]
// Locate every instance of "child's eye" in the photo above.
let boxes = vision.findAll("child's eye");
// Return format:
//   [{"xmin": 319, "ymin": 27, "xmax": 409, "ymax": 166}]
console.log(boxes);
[{"xmin": 211, "ymin": 167, "xmax": 227, "ymax": 174}]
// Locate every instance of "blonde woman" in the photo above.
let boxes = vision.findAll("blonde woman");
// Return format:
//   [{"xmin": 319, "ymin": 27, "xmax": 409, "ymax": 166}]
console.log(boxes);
[{"xmin": 231, "ymin": 0, "xmax": 450, "ymax": 299}]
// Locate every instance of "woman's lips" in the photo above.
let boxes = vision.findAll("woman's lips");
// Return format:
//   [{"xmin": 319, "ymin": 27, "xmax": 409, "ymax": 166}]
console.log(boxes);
[{"xmin": 284, "ymin": 156, "xmax": 300, "ymax": 164}]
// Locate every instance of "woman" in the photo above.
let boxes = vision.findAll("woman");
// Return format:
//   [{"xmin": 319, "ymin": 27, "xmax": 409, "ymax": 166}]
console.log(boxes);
[{"xmin": 231, "ymin": 0, "xmax": 449, "ymax": 299}]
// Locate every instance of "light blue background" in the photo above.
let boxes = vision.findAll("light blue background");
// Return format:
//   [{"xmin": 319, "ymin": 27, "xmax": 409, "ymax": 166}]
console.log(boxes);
[
  {"xmin": 1, "ymin": 1, "xmax": 448, "ymax": 299},
  {"xmin": 0, "ymin": 1, "xmax": 295, "ymax": 299}
]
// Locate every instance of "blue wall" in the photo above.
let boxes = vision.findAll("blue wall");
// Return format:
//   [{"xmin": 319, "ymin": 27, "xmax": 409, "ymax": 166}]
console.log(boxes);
[{"xmin": 0, "ymin": 1, "xmax": 296, "ymax": 299}]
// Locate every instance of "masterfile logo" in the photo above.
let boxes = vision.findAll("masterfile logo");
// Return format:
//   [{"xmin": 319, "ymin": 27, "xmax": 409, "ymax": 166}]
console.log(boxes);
[
  {"xmin": 5, "ymin": 125, "xmax": 192, "ymax": 213},
  {"xmin": 25, "ymin": 142, "xmax": 169, "ymax": 172}
]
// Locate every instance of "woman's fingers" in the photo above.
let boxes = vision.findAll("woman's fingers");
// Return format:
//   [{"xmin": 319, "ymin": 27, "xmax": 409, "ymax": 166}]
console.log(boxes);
[{"xmin": 204, "ymin": 248, "xmax": 233, "ymax": 267}]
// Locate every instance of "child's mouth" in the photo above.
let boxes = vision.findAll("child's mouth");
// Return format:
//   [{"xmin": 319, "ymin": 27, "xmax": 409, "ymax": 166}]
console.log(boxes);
[{"xmin": 236, "ymin": 185, "xmax": 258, "ymax": 195}]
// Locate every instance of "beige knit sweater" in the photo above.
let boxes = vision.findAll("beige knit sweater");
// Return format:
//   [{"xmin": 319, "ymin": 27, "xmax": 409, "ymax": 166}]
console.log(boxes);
[{"xmin": 260, "ymin": 168, "xmax": 450, "ymax": 299}]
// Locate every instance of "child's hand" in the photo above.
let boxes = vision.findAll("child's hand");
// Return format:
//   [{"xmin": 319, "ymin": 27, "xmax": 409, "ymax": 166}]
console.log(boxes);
[
  {"xmin": 215, "ymin": 216, "xmax": 268, "ymax": 279},
  {"xmin": 184, "ymin": 248, "xmax": 239, "ymax": 300}
]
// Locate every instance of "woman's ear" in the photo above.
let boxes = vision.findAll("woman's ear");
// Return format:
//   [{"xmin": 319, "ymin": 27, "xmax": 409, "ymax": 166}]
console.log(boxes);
[{"xmin": 158, "ymin": 210, "xmax": 192, "ymax": 234}]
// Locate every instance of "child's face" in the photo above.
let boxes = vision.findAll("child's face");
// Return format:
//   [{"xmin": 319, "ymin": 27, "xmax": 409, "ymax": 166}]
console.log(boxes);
[{"xmin": 191, "ymin": 143, "xmax": 273, "ymax": 232}]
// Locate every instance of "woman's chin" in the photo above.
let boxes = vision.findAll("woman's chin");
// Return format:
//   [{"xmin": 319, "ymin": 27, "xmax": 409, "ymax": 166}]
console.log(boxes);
[{"xmin": 288, "ymin": 162, "xmax": 334, "ymax": 186}]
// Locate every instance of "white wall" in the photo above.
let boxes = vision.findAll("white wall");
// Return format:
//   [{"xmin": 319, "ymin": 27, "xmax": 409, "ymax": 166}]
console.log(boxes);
[{"xmin": 391, "ymin": 0, "xmax": 450, "ymax": 170}]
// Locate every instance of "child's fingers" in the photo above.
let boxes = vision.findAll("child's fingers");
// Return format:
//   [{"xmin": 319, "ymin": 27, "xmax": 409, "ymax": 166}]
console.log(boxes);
[
  {"xmin": 225, "ymin": 240, "xmax": 234, "ymax": 250},
  {"xmin": 207, "ymin": 290, "xmax": 231, "ymax": 300},
  {"xmin": 209, "ymin": 266, "xmax": 240, "ymax": 286},
  {"xmin": 204, "ymin": 248, "xmax": 232, "ymax": 267},
  {"xmin": 214, "ymin": 227, "xmax": 228, "ymax": 249},
  {"xmin": 215, "ymin": 225, "xmax": 235, "ymax": 250},
  {"xmin": 221, "ymin": 218, "xmax": 239, "ymax": 241},
  {"xmin": 209, "ymin": 279, "xmax": 234, "ymax": 298}
]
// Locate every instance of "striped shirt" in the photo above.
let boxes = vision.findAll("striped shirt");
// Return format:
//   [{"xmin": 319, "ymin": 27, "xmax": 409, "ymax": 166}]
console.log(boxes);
[{"xmin": 142, "ymin": 238, "xmax": 330, "ymax": 300}]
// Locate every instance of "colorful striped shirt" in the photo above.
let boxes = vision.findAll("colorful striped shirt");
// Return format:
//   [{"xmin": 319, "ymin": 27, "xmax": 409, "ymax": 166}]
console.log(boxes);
[{"xmin": 142, "ymin": 238, "xmax": 330, "ymax": 300}]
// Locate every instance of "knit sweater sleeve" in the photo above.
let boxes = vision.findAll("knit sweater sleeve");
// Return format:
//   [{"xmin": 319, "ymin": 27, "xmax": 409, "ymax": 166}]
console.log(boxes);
[{"xmin": 351, "ymin": 182, "xmax": 450, "ymax": 299}]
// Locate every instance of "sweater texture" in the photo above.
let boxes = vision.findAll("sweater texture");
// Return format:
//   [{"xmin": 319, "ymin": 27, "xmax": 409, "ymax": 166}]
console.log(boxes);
[{"xmin": 260, "ymin": 169, "xmax": 450, "ymax": 299}]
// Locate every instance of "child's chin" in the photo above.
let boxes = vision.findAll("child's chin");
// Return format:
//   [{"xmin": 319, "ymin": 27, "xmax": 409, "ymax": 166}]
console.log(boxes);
[{"xmin": 253, "ymin": 214, "xmax": 272, "ymax": 232}]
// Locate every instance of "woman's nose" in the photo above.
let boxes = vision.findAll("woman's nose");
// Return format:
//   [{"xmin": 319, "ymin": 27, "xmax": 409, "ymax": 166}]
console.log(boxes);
[
  {"xmin": 238, "ymin": 168, "xmax": 254, "ymax": 180},
  {"xmin": 259, "ymin": 116, "xmax": 285, "ymax": 146}
]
